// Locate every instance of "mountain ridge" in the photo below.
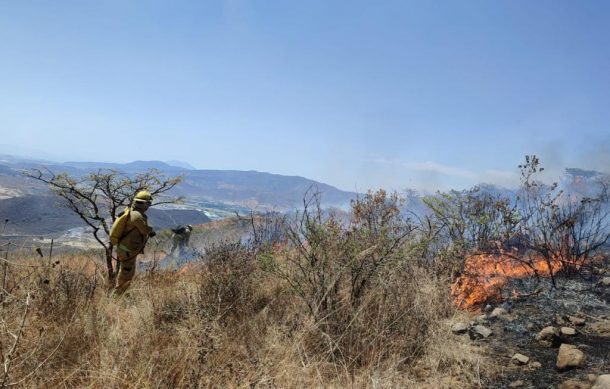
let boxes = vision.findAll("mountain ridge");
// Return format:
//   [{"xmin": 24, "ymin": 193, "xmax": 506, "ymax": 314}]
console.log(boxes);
[{"xmin": 0, "ymin": 153, "xmax": 357, "ymax": 236}]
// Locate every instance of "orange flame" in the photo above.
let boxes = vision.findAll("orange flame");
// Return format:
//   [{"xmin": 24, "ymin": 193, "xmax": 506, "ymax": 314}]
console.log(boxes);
[{"xmin": 451, "ymin": 254, "xmax": 562, "ymax": 309}]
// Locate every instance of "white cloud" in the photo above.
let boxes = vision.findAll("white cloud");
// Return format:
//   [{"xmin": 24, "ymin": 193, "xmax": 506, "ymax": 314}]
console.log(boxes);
[
  {"xmin": 365, "ymin": 157, "xmax": 520, "ymax": 191},
  {"xmin": 479, "ymin": 169, "xmax": 520, "ymax": 187},
  {"xmin": 401, "ymin": 161, "xmax": 477, "ymax": 180}
]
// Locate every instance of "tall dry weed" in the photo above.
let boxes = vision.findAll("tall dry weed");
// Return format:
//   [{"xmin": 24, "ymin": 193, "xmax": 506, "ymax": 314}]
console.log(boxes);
[{"xmin": 0, "ymin": 243, "xmax": 488, "ymax": 388}]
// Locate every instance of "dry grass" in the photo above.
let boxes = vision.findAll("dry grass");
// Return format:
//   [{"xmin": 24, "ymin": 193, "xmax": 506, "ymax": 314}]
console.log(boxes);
[{"xmin": 0, "ymin": 248, "xmax": 493, "ymax": 388}]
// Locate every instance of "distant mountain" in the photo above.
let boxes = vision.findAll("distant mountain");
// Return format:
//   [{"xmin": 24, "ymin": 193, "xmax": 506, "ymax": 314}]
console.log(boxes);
[
  {"xmin": 1, "ymin": 153, "xmax": 607, "ymax": 239},
  {"xmin": 147, "ymin": 208, "xmax": 211, "ymax": 229},
  {"xmin": 0, "ymin": 194, "xmax": 210, "ymax": 236},
  {"xmin": 62, "ymin": 160, "xmax": 188, "ymax": 173},
  {"xmin": 176, "ymin": 169, "xmax": 355, "ymax": 209},
  {"xmin": 23, "ymin": 159, "xmax": 356, "ymax": 210},
  {"xmin": 0, "ymin": 153, "xmax": 357, "ymax": 236},
  {"xmin": 165, "ymin": 160, "xmax": 196, "ymax": 170},
  {"xmin": 0, "ymin": 145, "xmax": 61, "ymax": 162},
  {"xmin": 0, "ymin": 195, "xmax": 83, "ymax": 235},
  {"xmin": 0, "ymin": 153, "xmax": 56, "ymax": 166}
]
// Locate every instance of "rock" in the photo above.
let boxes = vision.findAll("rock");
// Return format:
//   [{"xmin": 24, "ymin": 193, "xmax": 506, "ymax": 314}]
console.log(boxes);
[
  {"xmin": 588, "ymin": 374, "xmax": 599, "ymax": 383},
  {"xmin": 600, "ymin": 277, "xmax": 610, "ymax": 287},
  {"xmin": 569, "ymin": 316, "xmax": 586, "ymax": 326},
  {"xmin": 451, "ymin": 322, "xmax": 469, "ymax": 335},
  {"xmin": 484, "ymin": 304, "xmax": 493, "ymax": 313},
  {"xmin": 556, "ymin": 343, "xmax": 586, "ymax": 370},
  {"xmin": 590, "ymin": 321, "xmax": 610, "ymax": 336},
  {"xmin": 592, "ymin": 375, "xmax": 610, "ymax": 389},
  {"xmin": 556, "ymin": 314, "xmax": 568, "ymax": 325},
  {"xmin": 509, "ymin": 380, "xmax": 525, "ymax": 388},
  {"xmin": 529, "ymin": 361, "xmax": 542, "ymax": 369},
  {"xmin": 474, "ymin": 314, "xmax": 488, "ymax": 324},
  {"xmin": 490, "ymin": 307, "xmax": 508, "ymax": 318},
  {"xmin": 470, "ymin": 325, "xmax": 493, "ymax": 339},
  {"xmin": 561, "ymin": 327, "xmax": 577, "ymax": 336},
  {"xmin": 559, "ymin": 379, "xmax": 591, "ymax": 389},
  {"xmin": 537, "ymin": 326, "xmax": 559, "ymax": 339},
  {"xmin": 511, "ymin": 353, "xmax": 530, "ymax": 365},
  {"xmin": 536, "ymin": 326, "xmax": 560, "ymax": 346}
]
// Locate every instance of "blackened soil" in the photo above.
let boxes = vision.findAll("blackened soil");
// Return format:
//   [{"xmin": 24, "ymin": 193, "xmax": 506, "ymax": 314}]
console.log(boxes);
[{"xmin": 472, "ymin": 274, "xmax": 610, "ymax": 388}]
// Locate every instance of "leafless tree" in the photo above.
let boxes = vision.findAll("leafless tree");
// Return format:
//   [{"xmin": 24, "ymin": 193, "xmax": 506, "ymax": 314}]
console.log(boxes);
[
  {"xmin": 514, "ymin": 155, "xmax": 610, "ymax": 286},
  {"xmin": 24, "ymin": 168, "xmax": 182, "ymax": 281}
]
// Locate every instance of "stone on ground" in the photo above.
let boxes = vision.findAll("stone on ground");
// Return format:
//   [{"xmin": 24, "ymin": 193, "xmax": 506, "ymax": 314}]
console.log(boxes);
[
  {"xmin": 561, "ymin": 327, "xmax": 577, "ymax": 336},
  {"xmin": 599, "ymin": 277, "xmax": 610, "ymax": 287},
  {"xmin": 470, "ymin": 324, "xmax": 493, "ymax": 339},
  {"xmin": 559, "ymin": 379, "xmax": 592, "ymax": 389},
  {"xmin": 509, "ymin": 380, "xmax": 525, "ymax": 388},
  {"xmin": 590, "ymin": 321, "xmax": 610, "ymax": 337},
  {"xmin": 529, "ymin": 361, "xmax": 542, "ymax": 369},
  {"xmin": 592, "ymin": 375, "xmax": 610, "ymax": 389},
  {"xmin": 451, "ymin": 322, "xmax": 469, "ymax": 335},
  {"xmin": 490, "ymin": 307, "xmax": 508, "ymax": 318},
  {"xmin": 511, "ymin": 353, "xmax": 530, "ymax": 365},
  {"xmin": 569, "ymin": 316, "xmax": 586, "ymax": 326},
  {"xmin": 536, "ymin": 326, "xmax": 559, "ymax": 346},
  {"xmin": 556, "ymin": 343, "xmax": 586, "ymax": 370}
]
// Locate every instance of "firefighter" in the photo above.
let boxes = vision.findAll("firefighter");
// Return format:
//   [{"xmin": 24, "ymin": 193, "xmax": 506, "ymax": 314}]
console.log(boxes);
[
  {"xmin": 169, "ymin": 224, "xmax": 193, "ymax": 258},
  {"xmin": 112, "ymin": 190, "xmax": 156, "ymax": 295}
]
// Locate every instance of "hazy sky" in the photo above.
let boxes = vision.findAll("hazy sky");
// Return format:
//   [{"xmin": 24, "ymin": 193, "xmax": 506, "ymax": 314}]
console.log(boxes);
[{"xmin": 1, "ymin": 1, "xmax": 609, "ymax": 191}]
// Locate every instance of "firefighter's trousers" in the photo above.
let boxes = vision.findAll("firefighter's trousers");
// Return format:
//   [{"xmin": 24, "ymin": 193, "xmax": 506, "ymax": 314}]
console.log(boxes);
[{"xmin": 114, "ymin": 250, "xmax": 137, "ymax": 295}]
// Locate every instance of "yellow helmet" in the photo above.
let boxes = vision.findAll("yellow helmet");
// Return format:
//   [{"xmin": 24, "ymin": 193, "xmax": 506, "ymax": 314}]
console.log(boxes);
[{"xmin": 134, "ymin": 190, "xmax": 153, "ymax": 204}]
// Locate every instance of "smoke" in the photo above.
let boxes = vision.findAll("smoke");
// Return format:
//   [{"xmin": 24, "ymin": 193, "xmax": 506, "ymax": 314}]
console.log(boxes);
[
  {"xmin": 361, "ymin": 142, "xmax": 610, "ymax": 193},
  {"xmin": 523, "ymin": 137, "xmax": 610, "ymax": 184},
  {"xmin": 531, "ymin": 140, "xmax": 567, "ymax": 184},
  {"xmin": 580, "ymin": 136, "xmax": 610, "ymax": 174},
  {"xmin": 362, "ymin": 158, "xmax": 521, "ymax": 192},
  {"xmin": 532, "ymin": 136, "xmax": 610, "ymax": 178}
]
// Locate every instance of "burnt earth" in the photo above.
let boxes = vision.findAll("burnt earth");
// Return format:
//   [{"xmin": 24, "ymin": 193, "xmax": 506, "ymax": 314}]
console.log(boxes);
[{"xmin": 475, "ymin": 274, "xmax": 610, "ymax": 389}]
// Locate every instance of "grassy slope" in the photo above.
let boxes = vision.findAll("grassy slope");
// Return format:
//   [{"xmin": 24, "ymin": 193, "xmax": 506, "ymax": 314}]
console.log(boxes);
[{"xmin": 0, "ymin": 251, "xmax": 492, "ymax": 388}]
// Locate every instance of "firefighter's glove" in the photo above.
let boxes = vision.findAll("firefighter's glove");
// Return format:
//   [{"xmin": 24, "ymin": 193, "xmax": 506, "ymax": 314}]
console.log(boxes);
[{"xmin": 148, "ymin": 230, "xmax": 156, "ymax": 238}]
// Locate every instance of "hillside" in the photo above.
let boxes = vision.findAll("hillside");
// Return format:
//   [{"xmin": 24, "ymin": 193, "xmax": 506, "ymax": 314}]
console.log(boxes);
[
  {"xmin": 0, "ymin": 154, "xmax": 356, "ymax": 225},
  {"xmin": 0, "ymin": 188, "xmax": 608, "ymax": 388},
  {"xmin": 176, "ymin": 169, "xmax": 354, "ymax": 209},
  {"xmin": 0, "ymin": 195, "xmax": 210, "ymax": 236}
]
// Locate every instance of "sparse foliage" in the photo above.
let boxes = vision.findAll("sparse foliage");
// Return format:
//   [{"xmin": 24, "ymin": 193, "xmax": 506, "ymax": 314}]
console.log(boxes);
[
  {"xmin": 421, "ymin": 186, "xmax": 519, "ymax": 276},
  {"xmin": 257, "ymin": 189, "xmax": 437, "ymax": 368},
  {"xmin": 24, "ymin": 168, "xmax": 182, "ymax": 280}
]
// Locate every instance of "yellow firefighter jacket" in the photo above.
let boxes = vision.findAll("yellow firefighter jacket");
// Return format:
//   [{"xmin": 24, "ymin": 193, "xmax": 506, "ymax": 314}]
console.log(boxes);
[{"xmin": 116, "ymin": 208, "xmax": 152, "ymax": 255}]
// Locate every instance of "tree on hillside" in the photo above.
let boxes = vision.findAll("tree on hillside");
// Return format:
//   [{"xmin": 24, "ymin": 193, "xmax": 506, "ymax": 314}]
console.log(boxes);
[{"xmin": 24, "ymin": 168, "xmax": 183, "ymax": 281}]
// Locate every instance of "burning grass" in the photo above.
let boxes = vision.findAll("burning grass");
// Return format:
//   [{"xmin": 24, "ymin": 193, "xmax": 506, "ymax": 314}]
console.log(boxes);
[{"xmin": 451, "ymin": 254, "xmax": 564, "ymax": 309}]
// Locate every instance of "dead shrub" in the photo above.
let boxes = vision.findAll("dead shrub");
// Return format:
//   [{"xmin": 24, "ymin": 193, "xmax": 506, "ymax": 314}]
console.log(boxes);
[
  {"xmin": 33, "ymin": 262, "xmax": 98, "ymax": 319},
  {"xmin": 259, "ymin": 189, "xmax": 455, "ymax": 372},
  {"xmin": 196, "ymin": 240, "xmax": 260, "ymax": 325}
]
